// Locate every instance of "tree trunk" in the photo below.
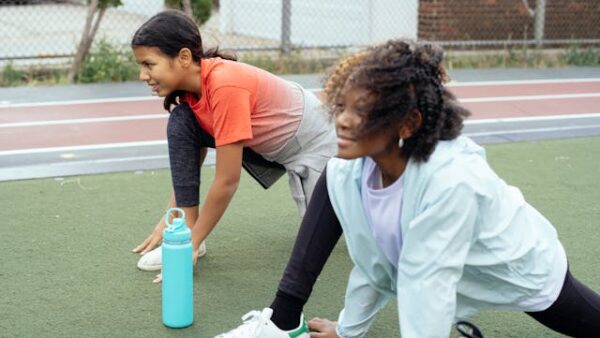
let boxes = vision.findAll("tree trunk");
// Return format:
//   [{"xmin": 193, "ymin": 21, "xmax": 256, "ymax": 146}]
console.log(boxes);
[
  {"xmin": 67, "ymin": 0, "xmax": 106, "ymax": 83},
  {"xmin": 182, "ymin": 0, "xmax": 193, "ymax": 18}
]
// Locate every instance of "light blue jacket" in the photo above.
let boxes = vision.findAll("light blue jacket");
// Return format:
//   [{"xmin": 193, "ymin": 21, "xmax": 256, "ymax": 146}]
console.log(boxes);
[{"xmin": 326, "ymin": 136, "xmax": 564, "ymax": 338}]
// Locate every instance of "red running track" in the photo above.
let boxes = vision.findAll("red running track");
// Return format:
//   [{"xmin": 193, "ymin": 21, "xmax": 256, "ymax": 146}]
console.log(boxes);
[{"xmin": 1, "ymin": 79, "xmax": 599, "ymax": 153}]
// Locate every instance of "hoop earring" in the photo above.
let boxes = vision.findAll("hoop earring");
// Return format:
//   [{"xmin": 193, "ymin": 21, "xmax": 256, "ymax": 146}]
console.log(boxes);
[{"xmin": 398, "ymin": 137, "xmax": 404, "ymax": 148}]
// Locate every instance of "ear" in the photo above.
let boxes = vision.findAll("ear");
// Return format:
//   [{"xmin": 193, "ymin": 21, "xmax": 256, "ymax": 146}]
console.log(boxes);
[
  {"xmin": 399, "ymin": 109, "xmax": 422, "ymax": 140},
  {"xmin": 177, "ymin": 48, "xmax": 193, "ymax": 68}
]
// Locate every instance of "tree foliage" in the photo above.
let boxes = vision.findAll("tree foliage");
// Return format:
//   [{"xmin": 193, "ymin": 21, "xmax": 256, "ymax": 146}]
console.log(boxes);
[
  {"xmin": 166, "ymin": 0, "xmax": 212, "ymax": 25},
  {"xmin": 67, "ymin": 0, "xmax": 122, "ymax": 82}
]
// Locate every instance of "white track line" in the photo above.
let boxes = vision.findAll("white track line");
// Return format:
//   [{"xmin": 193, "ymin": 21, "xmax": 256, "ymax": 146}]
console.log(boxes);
[
  {"xmin": 460, "ymin": 92, "xmax": 600, "ymax": 103},
  {"xmin": 466, "ymin": 124, "xmax": 600, "ymax": 137},
  {"xmin": 0, "ymin": 96, "xmax": 160, "ymax": 108},
  {"xmin": 1, "ymin": 78, "xmax": 599, "ymax": 109},
  {"xmin": 2, "ymin": 113, "xmax": 600, "ymax": 157},
  {"xmin": 0, "ymin": 114, "xmax": 169, "ymax": 128},
  {"xmin": 2, "ymin": 94, "xmax": 600, "ymax": 129},
  {"xmin": 447, "ymin": 78, "xmax": 600, "ymax": 87},
  {"xmin": 465, "ymin": 112, "xmax": 600, "ymax": 125},
  {"xmin": 0, "ymin": 140, "xmax": 166, "ymax": 157},
  {"xmin": 67, "ymin": 154, "xmax": 169, "ymax": 164}
]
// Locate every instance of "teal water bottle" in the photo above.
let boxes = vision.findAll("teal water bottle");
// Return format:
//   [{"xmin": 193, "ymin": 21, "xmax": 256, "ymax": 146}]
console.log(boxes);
[{"xmin": 162, "ymin": 208, "xmax": 193, "ymax": 328}]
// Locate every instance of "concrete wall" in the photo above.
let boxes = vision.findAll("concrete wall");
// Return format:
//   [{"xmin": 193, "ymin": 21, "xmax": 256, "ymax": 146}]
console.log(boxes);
[{"xmin": 220, "ymin": 0, "xmax": 418, "ymax": 47}]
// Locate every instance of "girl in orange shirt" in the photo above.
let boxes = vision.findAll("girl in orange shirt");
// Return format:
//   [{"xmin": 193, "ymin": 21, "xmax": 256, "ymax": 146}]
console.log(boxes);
[{"xmin": 130, "ymin": 10, "xmax": 336, "ymax": 283}]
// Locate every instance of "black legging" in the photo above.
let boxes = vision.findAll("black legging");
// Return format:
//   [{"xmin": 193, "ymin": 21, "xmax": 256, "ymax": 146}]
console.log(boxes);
[
  {"xmin": 272, "ymin": 172, "xmax": 600, "ymax": 337},
  {"xmin": 527, "ymin": 269, "xmax": 600, "ymax": 337},
  {"xmin": 276, "ymin": 171, "xmax": 342, "ymax": 301}
]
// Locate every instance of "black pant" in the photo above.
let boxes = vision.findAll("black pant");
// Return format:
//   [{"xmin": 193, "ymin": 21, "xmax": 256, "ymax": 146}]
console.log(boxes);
[
  {"xmin": 276, "ymin": 171, "xmax": 342, "ymax": 301},
  {"xmin": 527, "ymin": 270, "xmax": 600, "ymax": 337},
  {"xmin": 166, "ymin": 103, "xmax": 286, "ymax": 207}
]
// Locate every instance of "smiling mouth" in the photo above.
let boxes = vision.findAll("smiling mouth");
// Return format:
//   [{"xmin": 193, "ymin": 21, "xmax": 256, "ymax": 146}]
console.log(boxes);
[
  {"xmin": 148, "ymin": 83, "xmax": 159, "ymax": 93},
  {"xmin": 337, "ymin": 135, "xmax": 356, "ymax": 148}
]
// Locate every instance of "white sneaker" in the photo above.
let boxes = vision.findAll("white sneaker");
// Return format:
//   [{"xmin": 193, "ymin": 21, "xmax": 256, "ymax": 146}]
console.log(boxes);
[
  {"xmin": 136, "ymin": 241, "xmax": 207, "ymax": 271},
  {"xmin": 214, "ymin": 308, "xmax": 309, "ymax": 338}
]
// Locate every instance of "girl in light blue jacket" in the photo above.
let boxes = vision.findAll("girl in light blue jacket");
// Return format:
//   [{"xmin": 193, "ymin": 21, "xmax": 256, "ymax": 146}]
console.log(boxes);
[
  {"xmin": 306, "ymin": 40, "xmax": 600, "ymax": 338},
  {"xmin": 215, "ymin": 40, "xmax": 600, "ymax": 338}
]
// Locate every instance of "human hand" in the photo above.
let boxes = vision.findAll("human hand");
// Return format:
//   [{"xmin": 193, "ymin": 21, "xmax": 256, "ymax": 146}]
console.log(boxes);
[
  {"xmin": 308, "ymin": 318, "xmax": 339, "ymax": 338},
  {"xmin": 153, "ymin": 273, "xmax": 162, "ymax": 284},
  {"xmin": 193, "ymin": 248, "xmax": 199, "ymax": 266},
  {"xmin": 132, "ymin": 222, "xmax": 165, "ymax": 255}
]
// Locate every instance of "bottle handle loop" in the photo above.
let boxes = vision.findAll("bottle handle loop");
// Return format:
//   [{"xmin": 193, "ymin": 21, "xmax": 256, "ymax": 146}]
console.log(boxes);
[{"xmin": 165, "ymin": 207, "xmax": 186, "ymax": 228}]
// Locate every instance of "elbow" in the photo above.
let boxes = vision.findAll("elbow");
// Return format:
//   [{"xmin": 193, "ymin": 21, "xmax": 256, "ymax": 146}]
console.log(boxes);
[
  {"xmin": 225, "ymin": 180, "xmax": 240, "ymax": 194},
  {"xmin": 216, "ymin": 176, "xmax": 240, "ymax": 195}
]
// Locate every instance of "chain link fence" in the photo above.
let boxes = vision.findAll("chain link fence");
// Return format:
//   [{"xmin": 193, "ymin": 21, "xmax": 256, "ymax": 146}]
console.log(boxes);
[{"xmin": 0, "ymin": 0, "xmax": 599, "ymax": 68}]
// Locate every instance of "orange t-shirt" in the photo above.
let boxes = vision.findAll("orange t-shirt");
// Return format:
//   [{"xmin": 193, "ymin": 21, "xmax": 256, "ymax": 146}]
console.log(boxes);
[{"xmin": 183, "ymin": 58, "xmax": 303, "ymax": 154}]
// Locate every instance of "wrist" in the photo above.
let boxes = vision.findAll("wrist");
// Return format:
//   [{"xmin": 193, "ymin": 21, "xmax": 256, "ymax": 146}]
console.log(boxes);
[{"xmin": 191, "ymin": 230, "xmax": 202, "ymax": 250}]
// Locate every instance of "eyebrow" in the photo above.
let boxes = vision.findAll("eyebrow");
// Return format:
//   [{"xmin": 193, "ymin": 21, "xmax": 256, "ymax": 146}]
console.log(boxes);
[{"xmin": 354, "ymin": 95, "xmax": 374, "ymax": 105}]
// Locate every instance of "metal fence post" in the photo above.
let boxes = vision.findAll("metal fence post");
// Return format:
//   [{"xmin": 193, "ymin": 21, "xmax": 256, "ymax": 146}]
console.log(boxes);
[
  {"xmin": 534, "ymin": 0, "xmax": 546, "ymax": 47},
  {"xmin": 281, "ymin": 0, "xmax": 292, "ymax": 54}
]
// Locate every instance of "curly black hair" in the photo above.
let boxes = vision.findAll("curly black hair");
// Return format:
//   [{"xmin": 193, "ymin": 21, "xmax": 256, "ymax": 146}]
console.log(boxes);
[{"xmin": 324, "ymin": 40, "xmax": 471, "ymax": 162}]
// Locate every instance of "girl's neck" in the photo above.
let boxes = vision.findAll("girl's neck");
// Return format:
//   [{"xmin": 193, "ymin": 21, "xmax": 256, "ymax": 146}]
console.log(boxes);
[
  {"xmin": 372, "ymin": 154, "xmax": 408, "ymax": 188},
  {"xmin": 179, "ymin": 62, "xmax": 202, "ymax": 94}
]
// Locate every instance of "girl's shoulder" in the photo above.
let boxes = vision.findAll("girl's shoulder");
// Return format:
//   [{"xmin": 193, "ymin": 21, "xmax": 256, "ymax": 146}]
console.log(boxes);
[
  {"xmin": 417, "ymin": 136, "xmax": 486, "ymax": 172},
  {"xmin": 202, "ymin": 58, "xmax": 242, "ymax": 83},
  {"xmin": 202, "ymin": 57, "xmax": 282, "ymax": 93},
  {"xmin": 406, "ymin": 136, "xmax": 493, "ymax": 190}
]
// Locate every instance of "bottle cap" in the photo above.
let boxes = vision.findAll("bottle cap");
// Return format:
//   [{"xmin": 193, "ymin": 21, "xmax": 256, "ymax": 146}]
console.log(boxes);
[{"xmin": 163, "ymin": 208, "xmax": 191, "ymax": 243}]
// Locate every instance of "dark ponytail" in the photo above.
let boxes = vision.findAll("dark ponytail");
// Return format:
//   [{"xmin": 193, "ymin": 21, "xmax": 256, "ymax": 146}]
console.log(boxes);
[{"xmin": 131, "ymin": 10, "xmax": 237, "ymax": 111}]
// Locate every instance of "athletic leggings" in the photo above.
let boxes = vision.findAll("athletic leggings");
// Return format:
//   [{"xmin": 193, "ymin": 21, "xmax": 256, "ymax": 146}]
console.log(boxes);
[
  {"xmin": 276, "ymin": 171, "xmax": 342, "ymax": 301},
  {"xmin": 526, "ymin": 270, "xmax": 600, "ymax": 337},
  {"xmin": 274, "ymin": 171, "xmax": 600, "ymax": 337}
]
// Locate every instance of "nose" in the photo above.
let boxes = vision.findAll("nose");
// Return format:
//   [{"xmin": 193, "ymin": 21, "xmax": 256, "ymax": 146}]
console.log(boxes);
[
  {"xmin": 335, "ymin": 109, "xmax": 358, "ymax": 131},
  {"xmin": 139, "ymin": 68, "xmax": 149, "ymax": 81}
]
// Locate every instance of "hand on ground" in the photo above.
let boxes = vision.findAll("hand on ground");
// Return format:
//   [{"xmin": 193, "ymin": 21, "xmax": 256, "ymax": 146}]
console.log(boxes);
[
  {"xmin": 132, "ymin": 223, "xmax": 165, "ymax": 255},
  {"xmin": 153, "ymin": 273, "xmax": 162, "ymax": 284},
  {"xmin": 308, "ymin": 318, "xmax": 339, "ymax": 338}
]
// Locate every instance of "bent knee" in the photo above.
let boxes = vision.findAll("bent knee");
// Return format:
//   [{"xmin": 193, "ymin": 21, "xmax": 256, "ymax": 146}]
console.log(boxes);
[{"xmin": 167, "ymin": 103, "xmax": 198, "ymax": 139}]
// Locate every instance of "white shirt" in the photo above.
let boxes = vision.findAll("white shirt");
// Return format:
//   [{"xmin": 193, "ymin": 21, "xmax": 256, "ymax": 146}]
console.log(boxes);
[{"xmin": 361, "ymin": 157, "xmax": 404, "ymax": 267}]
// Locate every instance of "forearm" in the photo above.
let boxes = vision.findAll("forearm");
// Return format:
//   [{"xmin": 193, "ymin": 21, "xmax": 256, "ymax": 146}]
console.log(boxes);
[
  {"xmin": 396, "ymin": 279, "xmax": 456, "ymax": 338},
  {"xmin": 190, "ymin": 179, "xmax": 238, "ymax": 249},
  {"xmin": 336, "ymin": 267, "xmax": 390, "ymax": 338},
  {"xmin": 189, "ymin": 141, "xmax": 243, "ymax": 249}
]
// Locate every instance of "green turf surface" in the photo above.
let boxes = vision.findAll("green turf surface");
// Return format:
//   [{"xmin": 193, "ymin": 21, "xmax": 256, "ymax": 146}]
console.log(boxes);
[{"xmin": 1, "ymin": 137, "xmax": 599, "ymax": 337}]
